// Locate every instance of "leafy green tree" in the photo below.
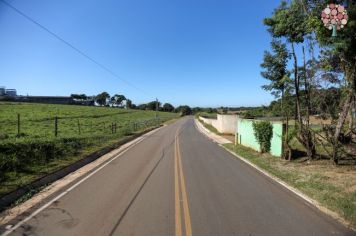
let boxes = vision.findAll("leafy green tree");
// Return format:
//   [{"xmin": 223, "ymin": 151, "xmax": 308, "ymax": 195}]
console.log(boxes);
[
  {"xmin": 111, "ymin": 94, "xmax": 126, "ymax": 107},
  {"xmin": 176, "ymin": 105, "xmax": 192, "ymax": 116},
  {"xmin": 192, "ymin": 107, "xmax": 202, "ymax": 114},
  {"xmin": 261, "ymin": 39, "xmax": 291, "ymax": 110},
  {"xmin": 137, "ymin": 104, "xmax": 147, "ymax": 110},
  {"xmin": 146, "ymin": 101, "xmax": 160, "ymax": 110},
  {"xmin": 163, "ymin": 103, "xmax": 175, "ymax": 112},
  {"xmin": 96, "ymin": 92, "xmax": 110, "ymax": 106},
  {"xmin": 264, "ymin": 0, "xmax": 316, "ymax": 159},
  {"xmin": 307, "ymin": 0, "xmax": 356, "ymax": 163},
  {"xmin": 126, "ymin": 99, "xmax": 133, "ymax": 109}
]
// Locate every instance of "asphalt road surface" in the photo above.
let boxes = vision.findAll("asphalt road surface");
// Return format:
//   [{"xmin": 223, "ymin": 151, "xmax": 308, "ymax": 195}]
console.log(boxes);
[{"xmin": 1, "ymin": 117, "xmax": 354, "ymax": 236}]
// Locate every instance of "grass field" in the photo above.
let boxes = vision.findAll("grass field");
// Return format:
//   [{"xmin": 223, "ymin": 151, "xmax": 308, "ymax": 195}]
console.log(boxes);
[{"xmin": 0, "ymin": 102, "xmax": 179, "ymax": 197}]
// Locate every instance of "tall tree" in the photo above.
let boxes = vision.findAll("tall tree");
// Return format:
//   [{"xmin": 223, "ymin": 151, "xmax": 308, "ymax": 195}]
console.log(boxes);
[
  {"xmin": 146, "ymin": 101, "xmax": 160, "ymax": 110},
  {"xmin": 264, "ymin": 0, "xmax": 316, "ymax": 159},
  {"xmin": 126, "ymin": 99, "xmax": 133, "ymax": 109},
  {"xmin": 261, "ymin": 39, "xmax": 294, "ymax": 159},
  {"xmin": 175, "ymin": 105, "xmax": 192, "ymax": 116},
  {"xmin": 163, "ymin": 103, "xmax": 175, "ymax": 112},
  {"xmin": 96, "ymin": 92, "xmax": 110, "ymax": 106},
  {"xmin": 308, "ymin": 0, "xmax": 356, "ymax": 163},
  {"xmin": 111, "ymin": 94, "xmax": 126, "ymax": 107},
  {"xmin": 261, "ymin": 39, "xmax": 291, "ymax": 110}
]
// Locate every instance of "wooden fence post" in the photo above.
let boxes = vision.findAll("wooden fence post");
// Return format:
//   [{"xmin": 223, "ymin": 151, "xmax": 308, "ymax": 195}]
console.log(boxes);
[
  {"xmin": 77, "ymin": 119, "xmax": 81, "ymax": 135},
  {"xmin": 17, "ymin": 113, "xmax": 20, "ymax": 135},
  {"xmin": 55, "ymin": 116, "xmax": 58, "ymax": 137}
]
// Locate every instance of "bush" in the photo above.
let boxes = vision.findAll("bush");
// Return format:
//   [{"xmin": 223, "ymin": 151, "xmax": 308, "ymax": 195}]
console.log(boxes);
[
  {"xmin": 252, "ymin": 121, "xmax": 273, "ymax": 153},
  {"xmin": 0, "ymin": 137, "xmax": 88, "ymax": 173}
]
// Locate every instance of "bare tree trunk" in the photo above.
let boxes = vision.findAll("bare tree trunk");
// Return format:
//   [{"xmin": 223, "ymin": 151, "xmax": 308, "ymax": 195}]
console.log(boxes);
[
  {"xmin": 284, "ymin": 115, "xmax": 293, "ymax": 161},
  {"xmin": 332, "ymin": 63, "xmax": 356, "ymax": 164},
  {"xmin": 302, "ymin": 46, "xmax": 311, "ymax": 123},
  {"xmin": 281, "ymin": 88, "xmax": 284, "ymax": 111},
  {"xmin": 291, "ymin": 43, "xmax": 302, "ymax": 124},
  {"xmin": 302, "ymin": 46, "xmax": 316, "ymax": 159},
  {"xmin": 332, "ymin": 93, "xmax": 353, "ymax": 164},
  {"xmin": 291, "ymin": 43, "xmax": 315, "ymax": 160},
  {"xmin": 349, "ymin": 98, "xmax": 354, "ymax": 133}
]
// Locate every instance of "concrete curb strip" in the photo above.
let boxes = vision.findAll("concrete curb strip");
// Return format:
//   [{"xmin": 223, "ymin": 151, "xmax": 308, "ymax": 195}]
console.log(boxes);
[
  {"xmin": 195, "ymin": 118, "xmax": 231, "ymax": 144},
  {"xmin": 194, "ymin": 119, "xmax": 355, "ymax": 231}
]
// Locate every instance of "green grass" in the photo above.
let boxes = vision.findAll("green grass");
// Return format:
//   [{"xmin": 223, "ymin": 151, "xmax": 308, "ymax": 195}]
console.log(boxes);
[
  {"xmin": 224, "ymin": 143, "xmax": 356, "ymax": 227},
  {"xmin": 196, "ymin": 112, "xmax": 217, "ymax": 119},
  {"xmin": 197, "ymin": 118, "xmax": 221, "ymax": 135},
  {"xmin": 0, "ymin": 102, "xmax": 179, "ymax": 196}
]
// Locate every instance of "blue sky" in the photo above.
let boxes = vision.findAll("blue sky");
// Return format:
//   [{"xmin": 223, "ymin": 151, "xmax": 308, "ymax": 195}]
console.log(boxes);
[{"xmin": 0, "ymin": 0, "xmax": 282, "ymax": 107}]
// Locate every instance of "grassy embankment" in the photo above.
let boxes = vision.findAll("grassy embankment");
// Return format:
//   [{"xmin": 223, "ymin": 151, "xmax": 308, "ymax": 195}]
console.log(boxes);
[
  {"xmin": 0, "ymin": 102, "xmax": 179, "ymax": 196},
  {"xmin": 195, "ymin": 113, "xmax": 221, "ymax": 134},
  {"xmin": 198, "ymin": 118, "xmax": 356, "ymax": 227}
]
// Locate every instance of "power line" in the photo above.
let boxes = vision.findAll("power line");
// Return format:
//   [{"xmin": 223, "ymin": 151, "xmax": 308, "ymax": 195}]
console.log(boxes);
[{"xmin": 0, "ymin": 0, "xmax": 153, "ymax": 98}]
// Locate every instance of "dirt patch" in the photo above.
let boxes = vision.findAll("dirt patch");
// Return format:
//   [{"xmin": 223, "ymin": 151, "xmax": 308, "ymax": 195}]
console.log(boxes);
[{"xmin": 221, "ymin": 134, "xmax": 235, "ymax": 143}]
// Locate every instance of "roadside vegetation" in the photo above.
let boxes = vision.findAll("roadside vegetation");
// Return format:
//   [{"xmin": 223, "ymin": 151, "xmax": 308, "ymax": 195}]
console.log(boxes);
[
  {"xmin": 260, "ymin": 0, "xmax": 355, "ymax": 164},
  {"xmin": 197, "ymin": 0, "xmax": 356, "ymax": 226},
  {"xmin": 0, "ymin": 102, "xmax": 179, "ymax": 196}
]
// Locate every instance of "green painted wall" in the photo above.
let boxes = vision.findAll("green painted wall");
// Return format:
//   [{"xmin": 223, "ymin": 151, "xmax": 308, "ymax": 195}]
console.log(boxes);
[{"xmin": 236, "ymin": 118, "xmax": 284, "ymax": 157}]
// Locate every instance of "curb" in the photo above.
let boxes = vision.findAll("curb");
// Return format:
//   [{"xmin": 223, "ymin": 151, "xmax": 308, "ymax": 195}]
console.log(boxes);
[
  {"xmin": 194, "ymin": 118, "xmax": 231, "ymax": 144},
  {"xmin": 195, "ymin": 119, "xmax": 355, "ymax": 231}
]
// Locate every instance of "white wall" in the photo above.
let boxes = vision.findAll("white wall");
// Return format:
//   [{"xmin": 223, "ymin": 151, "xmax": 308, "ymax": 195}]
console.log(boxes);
[
  {"xmin": 199, "ymin": 114, "xmax": 238, "ymax": 134},
  {"xmin": 217, "ymin": 114, "xmax": 238, "ymax": 134}
]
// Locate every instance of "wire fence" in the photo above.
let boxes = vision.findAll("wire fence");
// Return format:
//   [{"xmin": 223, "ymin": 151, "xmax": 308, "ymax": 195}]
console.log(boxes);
[{"xmin": 0, "ymin": 113, "xmax": 162, "ymax": 139}]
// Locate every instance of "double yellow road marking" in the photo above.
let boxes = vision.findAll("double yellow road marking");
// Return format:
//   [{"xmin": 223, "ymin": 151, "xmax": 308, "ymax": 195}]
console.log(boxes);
[{"xmin": 174, "ymin": 128, "xmax": 192, "ymax": 236}]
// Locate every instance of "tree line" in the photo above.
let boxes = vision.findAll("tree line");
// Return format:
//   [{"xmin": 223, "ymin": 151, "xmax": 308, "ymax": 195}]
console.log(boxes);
[
  {"xmin": 70, "ymin": 92, "xmax": 193, "ymax": 115},
  {"xmin": 260, "ymin": 0, "xmax": 355, "ymax": 164}
]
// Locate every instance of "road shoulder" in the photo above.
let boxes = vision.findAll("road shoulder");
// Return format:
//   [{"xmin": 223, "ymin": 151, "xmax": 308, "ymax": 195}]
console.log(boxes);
[
  {"xmin": 0, "ymin": 124, "xmax": 166, "ymax": 228},
  {"xmin": 194, "ymin": 118, "xmax": 355, "ymax": 231}
]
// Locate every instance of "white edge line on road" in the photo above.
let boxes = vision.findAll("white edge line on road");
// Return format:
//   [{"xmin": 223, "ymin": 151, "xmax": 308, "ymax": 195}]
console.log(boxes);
[
  {"xmin": 1, "ymin": 126, "xmax": 164, "ymax": 236},
  {"xmin": 194, "ymin": 119, "xmax": 355, "ymax": 231}
]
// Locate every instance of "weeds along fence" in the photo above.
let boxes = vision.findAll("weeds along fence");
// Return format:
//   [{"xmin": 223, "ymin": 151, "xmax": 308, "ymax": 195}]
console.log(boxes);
[
  {"xmin": 0, "ymin": 113, "xmax": 162, "ymax": 138},
  {"xmin": 0, "ymin": 113, "xmax": 163, "ymax": 183}
]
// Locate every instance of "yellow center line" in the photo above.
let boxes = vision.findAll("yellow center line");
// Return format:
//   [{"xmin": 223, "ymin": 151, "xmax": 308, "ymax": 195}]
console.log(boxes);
[
  {"xmin": 175, "ymin": 132, "xmax": 182, "ymax": 236},
  {"xmin": 177, "ymin": 134, "xmax": 193, "ymax": 236},
  {"xmin": 174, "ymin": 127, "xmax": 193, "ymax": 236}
]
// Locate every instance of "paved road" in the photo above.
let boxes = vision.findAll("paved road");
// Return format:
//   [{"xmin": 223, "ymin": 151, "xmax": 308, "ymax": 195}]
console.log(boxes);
[{"xmin": 1, "ymin": 117, "xmax": 354, "ymax": 235}]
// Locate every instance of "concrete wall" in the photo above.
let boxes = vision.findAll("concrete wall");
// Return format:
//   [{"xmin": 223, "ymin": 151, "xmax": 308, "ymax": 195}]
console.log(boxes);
[
  {"xmin": 199, "ymin": 116, "xmax": 214, "ymax": 126},
  {"xmin": 199, "ymin": 114, "xmax": 238, "ymax": 134},
  {"xmin": 217, "ymin": 114, "xmax": 238, "ymax": 134},
  {"xmin": 236, "ymin": 118, "xmax": 284, "ymax": 157}
]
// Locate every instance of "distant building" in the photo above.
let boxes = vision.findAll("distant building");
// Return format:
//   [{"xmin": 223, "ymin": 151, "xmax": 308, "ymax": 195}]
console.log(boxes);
[
  {"xmin": 15, "ymin": 96, "xmax": 72, "ymax": 104},
  {"xmin": 5, "ymin": 89, "xmax": 17, "ymax": 97},
  {"xmin": 0, "ymin": 87, "xmax": 5, "ymax": 96}
]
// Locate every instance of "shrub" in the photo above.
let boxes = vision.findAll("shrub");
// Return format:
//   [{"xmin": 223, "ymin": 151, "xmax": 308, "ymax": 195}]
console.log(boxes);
[
  {"xmin": 252, "ymin": 121, "xmax": 273, "ymax": 153},
  {"xmin": 0, "ymin": 137, "xmax": 88, "ymax": 173}
]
